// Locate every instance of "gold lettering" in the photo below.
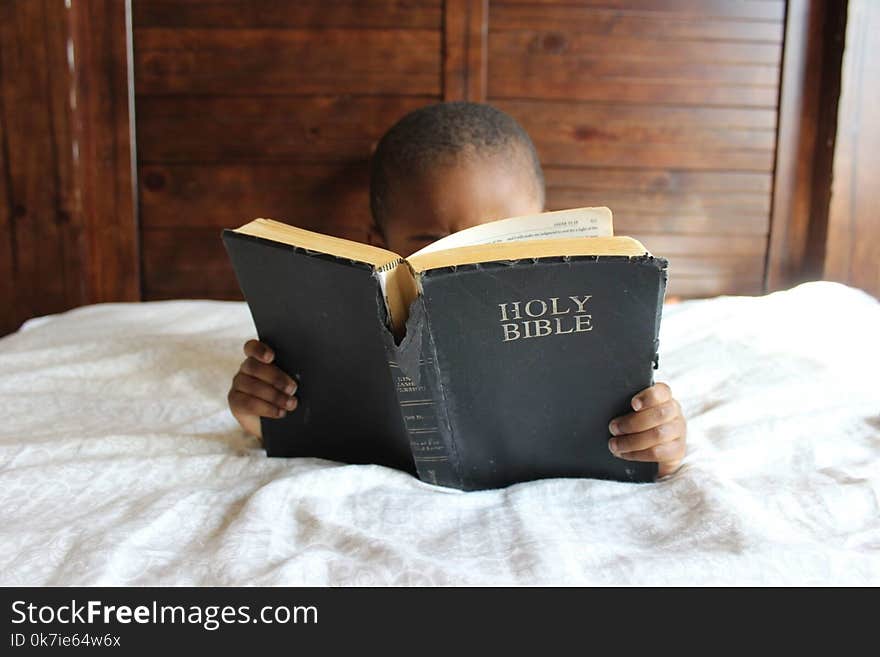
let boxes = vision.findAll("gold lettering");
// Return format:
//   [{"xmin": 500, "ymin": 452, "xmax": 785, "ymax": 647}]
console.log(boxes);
[
  {"xmin": 554, "ymin": 317, "xmax": 574, "ymax": 334},
  {"xmin": 569, "ymin": 295, "xmax": 592, "ymax": 313},
  {"xmin": 524, "ymin": 299, "xmax": 547, "ymax": 318},
  {"xmin": 497, "ymin": 295, "xmax": 594, "ymax": 342},
  {"xmin": 533, "ymin": 319, "xmax": 553, "ymax": 337},
  {"xmin": 502, "ymin": 323, "xmax": 520, "ymax": 341},
  {"xmin": 549, "ymin": 297, "xmax": 570, "ymax": 315},
  {"xmin": 575, "ymin": 314, "xmax": 593, "ymax": 332}
]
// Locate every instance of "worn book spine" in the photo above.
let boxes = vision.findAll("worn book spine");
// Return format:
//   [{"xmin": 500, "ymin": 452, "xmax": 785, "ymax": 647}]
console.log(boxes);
[
  {"xmin": 386, "ymin": 296, "xmax": 462, "ymax": 489},
  {"xmin": 650, "ymin": 256, "xmax": 669, "ymax": 372}
]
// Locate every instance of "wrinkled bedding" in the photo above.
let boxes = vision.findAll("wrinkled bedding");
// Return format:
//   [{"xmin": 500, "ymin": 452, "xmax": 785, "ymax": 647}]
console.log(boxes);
[{"xmin": 1, "ymin": 281, "xmax": 877, "ymax": 585}]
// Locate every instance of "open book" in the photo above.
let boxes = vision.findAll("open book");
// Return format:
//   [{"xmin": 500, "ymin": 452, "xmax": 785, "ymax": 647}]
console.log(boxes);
[{"xmin": 223, "ymin": 207, "xmax": 668, "ymax": 490}]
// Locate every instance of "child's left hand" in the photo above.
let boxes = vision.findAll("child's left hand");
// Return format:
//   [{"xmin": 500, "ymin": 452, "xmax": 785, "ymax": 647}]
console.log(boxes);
[{"xmin": 608, "ymin": 382, "xmax": 687, "ymax": 478}]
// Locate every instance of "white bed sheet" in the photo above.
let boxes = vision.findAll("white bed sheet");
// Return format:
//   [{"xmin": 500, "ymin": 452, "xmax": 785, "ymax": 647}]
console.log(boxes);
[{"xmin": 0, "ymin": 281, "xmax": 877, "ymax": 585}]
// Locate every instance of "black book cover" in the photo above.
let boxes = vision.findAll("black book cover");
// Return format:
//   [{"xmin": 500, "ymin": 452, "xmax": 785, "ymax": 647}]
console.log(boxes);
[
  {"xmin": 392, "ymin": 255, "xmax": 667, "ymax": 490},
  {"xmin": 222, "ymin": 231, "xmax": 415, "ymax": 475}
]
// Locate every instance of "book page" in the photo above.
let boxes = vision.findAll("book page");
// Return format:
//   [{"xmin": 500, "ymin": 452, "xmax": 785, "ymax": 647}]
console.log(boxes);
[
  {"xmin": 407, "ymin": 206, "xmax": 614, "ymax": 258},
  {"xmin": 376, "ymin": 260, "xmax": 419, "ymax": 339}
]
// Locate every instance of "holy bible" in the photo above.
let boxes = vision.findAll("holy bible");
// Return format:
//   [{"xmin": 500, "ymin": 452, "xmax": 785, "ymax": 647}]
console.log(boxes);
[{"xmin": 222, "ymin": 207, "xmax": 668, "ymax": 491}]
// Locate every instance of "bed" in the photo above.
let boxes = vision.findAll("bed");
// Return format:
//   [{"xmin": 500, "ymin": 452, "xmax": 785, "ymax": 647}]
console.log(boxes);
[{"xmin": 1, "ymin": 281, "xmax": 877, "ymax": 585}]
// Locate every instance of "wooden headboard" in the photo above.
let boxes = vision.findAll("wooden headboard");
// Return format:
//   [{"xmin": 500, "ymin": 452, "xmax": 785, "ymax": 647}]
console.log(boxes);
[
  {"xmin": 135, "ymin": 0, "xmax": 782, "ymax": 301},
  {"xmin": 3, "ymin": 0, "xmax": 874, "ymax": 336}
]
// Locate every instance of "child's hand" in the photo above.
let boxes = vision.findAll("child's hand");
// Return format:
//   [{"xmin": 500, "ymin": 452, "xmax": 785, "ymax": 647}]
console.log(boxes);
[
  {"xmin": 227, "ymin": 339, "xmax": 298, "ymax": 438},
  {"xmin": 607, "ymin": 382, "xmax": 686, "ymax": 478}
]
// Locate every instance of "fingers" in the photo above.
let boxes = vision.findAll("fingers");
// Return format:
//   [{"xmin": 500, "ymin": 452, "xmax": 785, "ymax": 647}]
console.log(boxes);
[
  {"xmin": 608, "ymin": 382, "xmax": 688, "ymax": 473},
  {"xmin": 613, "ymin": 436, "xmax": 687, "ymax": 465},
  {"xmin": 630, "ymin": 382, "xmax": 671, "ymax": 411},
  {"xmin": 232, "ymin": 372, "xmax": 298, "ymax": 412},
  {"xmin": 609, "ymin": 398, "xmax": 680, "ymax": 436},
  {"xmin": 244, "ymin": 339, "xmax": 274, "ymax": 364},
  {"xmin": 228, "ymin": 389, "xmax": 291, "ymax": 419},
  {"xmin": 239, "ymin": 357, "xmax": 297, "ymax": 396},
  {"xmin": 609, "ymin": 416, "xmax": 686, "ymax": 456},
  {"xmin": 230, "ymin": 340, "xmax": 298, "ymax": 423}
]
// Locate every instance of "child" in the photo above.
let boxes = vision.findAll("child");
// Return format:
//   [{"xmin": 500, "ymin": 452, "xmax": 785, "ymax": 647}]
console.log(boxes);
[{"xmin": 227, "ymin": 102, "xmax": 687, "ymax": 478}]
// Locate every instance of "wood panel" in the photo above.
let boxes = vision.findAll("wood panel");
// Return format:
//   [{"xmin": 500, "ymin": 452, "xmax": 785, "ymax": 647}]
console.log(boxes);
[
  {"xmin": 69, "ymin": 0, "xmax": 140, "ymax": 304},
  {"xmin": 133, "ymin": 0, "xmax": 444, "ymax": 301},
  {"xmin": 133, "ymin": 0, "xmax": 443, "ymax": 29},
  {"xmin": 544, "ymin": 168, "xmax": 773, "ymax": 194},
  {"xmin": 490, "ymin": 5, "xmax": 785, "ymax": 41},
  {"xmin": 1, "ymin": 1, "xmax": 851, "ymax": 326},
  {"xmin": 0, "ymin": 0, "xmax": 137, "ymax": 335},
  {"xmin": 669, "ymin": 274, "xmax": 763, "ymax": 297},
  {"xmin": 135, "ymin": 28, "xmax": 441, "ymax": 96},
  {"xmin": 444, "ymin": 0, "xmax": 488, "ymax": 101},
  {"xmin": 139, "ymin": 163, "xmax": 373, "ymax": 232},
  {"xmin": 0, "ymin": 0, "xmax": 79, "ymax": 334},
  {"xmin": 493, "ymin": 0, "xmax": 785, "ymax": 21},
  {"xmin": 825, "ymin": 0, "xmax": 880, "ymax": 297},
  {"xmin": 0, "ymin": 74, "xmax": 12, "ymax": 335},
  {"xmin": 488, "ymin": 1, "xmax": 787, "ymax": 298},
  {"xmin": 767, "ymin": 0, "xmax": 843, "ymax": 290},
  {"xmin": 497, "ymin": 100, "xmax": 776, "ymax": 170},
  {"xmin": 136, "ymin": 96, "xmax": 434, "ymax": 163},
  {"xmin": 133, "ymin": 0, "xmax": 795, "ymax": 302},
  {"xmin": 489, "ymin": 3, "xmax": 781, "ymax": 108},
  {"xmin": 142, "ymin": 229, "xmax": 242, "ymax": 299}
]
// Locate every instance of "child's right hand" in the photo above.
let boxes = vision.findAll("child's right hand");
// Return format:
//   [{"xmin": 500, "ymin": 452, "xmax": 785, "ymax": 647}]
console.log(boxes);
[{"xmin": 227, "ymin": 339, "xmax": 298, "ymax": 438}]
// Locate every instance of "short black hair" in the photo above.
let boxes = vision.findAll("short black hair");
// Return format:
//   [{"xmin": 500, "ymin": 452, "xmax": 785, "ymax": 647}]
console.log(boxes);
[{"xmin": 369, "ymin": 101, "xmax": 545, "ymax": 227}]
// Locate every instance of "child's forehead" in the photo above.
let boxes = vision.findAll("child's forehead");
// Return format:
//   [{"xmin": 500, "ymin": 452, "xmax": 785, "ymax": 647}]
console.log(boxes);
[
  {"xmin": 405, "ymin": 152, "xmax": 534, "ymax": 197},
  {"xmin": 388, "ymin": 154, "xmax": 542, "ymax": 232}
]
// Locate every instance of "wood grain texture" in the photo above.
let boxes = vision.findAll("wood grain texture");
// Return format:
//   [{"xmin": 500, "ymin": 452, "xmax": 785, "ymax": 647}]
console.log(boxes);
[
  {"xmin": 0, "ymin": 0, "xmax": 83, "ymax": 334},
  {"xmin": 543, "ymin": 168, "xmax": 773, "ymax": 193},
  {"xmin": 69, "ymin": 0, "xmax": 140, "ymax": 304},
  {"xmin": 132, "ymin": 1, "xmax": 444, "ymax": 303},
  {"xmin": 135, "ymin": 28, "xmax": 441, "ymax": 96},
  {"xmin": 136, "ymin": 95, "xmax": 435, "ymax": 163},
  {"xmin": 2, "ymin": 0, "xmax": 60, "ymax": 323},
  {"xmin": 488, "ymin": 1, "xmax": 785, "ymax": 296},
  {"xmin": 494, "ymin": 0, "xmax": 785, "ymax": 22},
  {"xmin": 668, "ymin": 274, "xmax": 763, "ymax": 297},
  {"xmin": 132, "ymin": 0, "xmax": 794, "ymax": 302},
  {"xmin": 138, "ymin": 163, "xmax": 373, "ymax": 231},
  {"xmin": 490, "ymin": 4, "xmax": 784, "ymax": 41},
  {"xmin": 498, "ymin": 99, "xmax": 776, "ymax": 169},
  {"xmin": 443, "ymin": 0, "xmax": 488, "ymax": 101},
  {"xmin": 0, "ymin": 76, "xmax": 12, "ymax": 335},
  {"xmin": 488, "ymin": 29, "xmax": 780, "ymax": 106},
  {"xmin": 133, "ymin": 0, "xmax": 443, "ymax": 29},
  {"xmin": 825, "ymin": 0, "xmax": 880, "ymax": 297},
  {"xmin": 766, "ymin": 0, "xmax": 845, "ymax": 292},
  {"xmin": 490, "ymin": 30, "xmax": 782, "ymax": 64},
  {"xmin": 0, "ymin": 0, "xmax": 139, "ymax": 336},
  {"xmin": 6, "ymin": 0, "xmax": 827, "ymax": 329}
]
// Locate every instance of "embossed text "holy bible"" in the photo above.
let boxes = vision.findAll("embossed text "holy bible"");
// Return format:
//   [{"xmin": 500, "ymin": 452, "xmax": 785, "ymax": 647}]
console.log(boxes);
[{"xmin": 498, "ymin": 296, "xmax": 593, "ymax": 342}]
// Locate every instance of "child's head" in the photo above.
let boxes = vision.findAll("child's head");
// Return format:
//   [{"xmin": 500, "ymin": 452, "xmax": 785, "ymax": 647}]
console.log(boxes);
[{"xmin": 369, "ymin": 102, "xmax": 545, "ymax": 256}]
